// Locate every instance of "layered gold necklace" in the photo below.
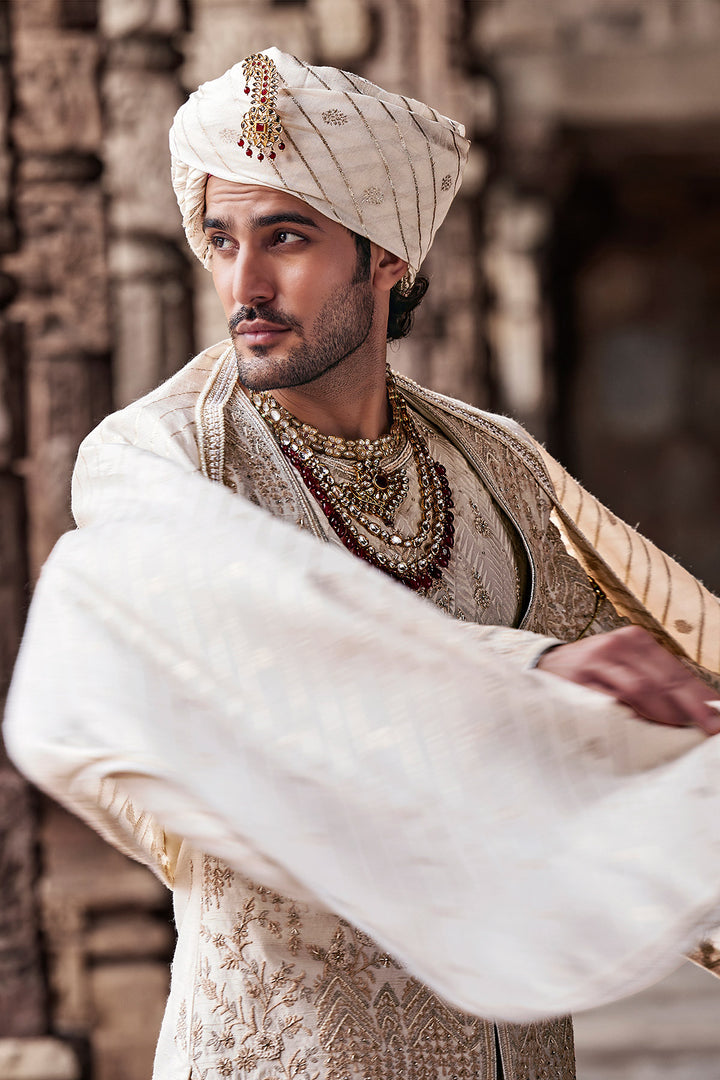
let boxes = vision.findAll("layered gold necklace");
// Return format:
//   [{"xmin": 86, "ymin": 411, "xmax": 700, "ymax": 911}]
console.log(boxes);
[{"xmin": 250, "ymin": 374, "xmax": 455, "ymax": 593}]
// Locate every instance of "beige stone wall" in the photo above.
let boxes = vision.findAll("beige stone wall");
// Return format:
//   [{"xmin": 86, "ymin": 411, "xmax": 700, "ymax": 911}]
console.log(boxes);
[
  {"xmin": 0, "ymin": 0, "xmax": 55, "ymax": 1061},
  {"xmin": 1, "ymin": 2, "xmax": 189, "ymax": 1076}
]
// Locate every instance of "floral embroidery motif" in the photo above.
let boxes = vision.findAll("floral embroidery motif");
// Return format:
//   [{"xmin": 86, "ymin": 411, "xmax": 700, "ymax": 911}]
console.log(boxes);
[
  {"xmin": 471, "ymin": 570, "xmax": 491, "ymax": 610},
  {"xmin": 184, "ymin": 866, "xmax": 577, "ymax": 1079},
  {"xmin": 362, "ymin": 186, "xmax": 385, "ymax": 205},
  {"xmin": 188, "ymin": 876, "xmax": 319, "ymax": 1079},
  {"xmin": 202, "ymin": 855, "xmax": 235, "ymax": 911},
  {"xmin": 322, "ymin": 108, "xmax": 348, "ymax": 126},
  {"xmin": 441, "ymin": 173, "xmax": 453, "ymax": 191},
  {"xmin": 220, "ymin": 127, "xmax": 241, "ymax": 143},
  {"xmin": 469, "ymin": 498, "xmax": 491, "ymax": 537}
]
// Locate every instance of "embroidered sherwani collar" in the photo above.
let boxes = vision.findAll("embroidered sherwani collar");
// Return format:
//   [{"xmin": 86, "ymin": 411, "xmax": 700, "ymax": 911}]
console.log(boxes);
[{"xmin": 194, "ymin": 343, "xmax": 689, "ymax": 656}]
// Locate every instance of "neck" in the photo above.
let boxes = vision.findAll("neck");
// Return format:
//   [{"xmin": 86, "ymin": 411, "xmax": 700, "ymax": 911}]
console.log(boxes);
[{"xmin": 270, "ymin": 351, "xmax": 391, "ymax": 440}]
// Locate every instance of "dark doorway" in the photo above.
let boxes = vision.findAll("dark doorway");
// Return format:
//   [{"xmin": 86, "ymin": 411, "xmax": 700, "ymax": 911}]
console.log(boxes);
[{"xmin": 549, "ymin": 125, "xmax": 720, "ymax": 593}]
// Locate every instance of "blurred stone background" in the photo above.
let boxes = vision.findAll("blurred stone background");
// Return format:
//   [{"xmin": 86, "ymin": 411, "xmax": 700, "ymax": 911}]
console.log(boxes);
[{"xmin": 1, "ymin": 0, "xmax": 720, "ymax": 1077}]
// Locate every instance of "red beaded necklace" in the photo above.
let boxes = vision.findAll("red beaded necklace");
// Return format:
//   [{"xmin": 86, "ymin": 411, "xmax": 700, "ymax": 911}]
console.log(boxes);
[{"xmin": 251, "ymin": 375, "xmax": 455, "ymax": 593}]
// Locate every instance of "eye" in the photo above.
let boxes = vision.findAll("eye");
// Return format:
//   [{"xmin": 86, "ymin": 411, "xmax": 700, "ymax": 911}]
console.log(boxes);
[
  {"xmin": 274, "ymin": 230, "xmax": 306, "ymax": 246},
  {"xmin": 209, "ymin": 235, "xmax": 234, "ymax": 251}
]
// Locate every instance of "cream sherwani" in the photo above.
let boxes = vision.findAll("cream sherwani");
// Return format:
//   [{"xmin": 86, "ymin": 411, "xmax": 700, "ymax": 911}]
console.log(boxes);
[{"xmin": 6, "ymin": 342, "xmax": 720, "ymax": 1080}]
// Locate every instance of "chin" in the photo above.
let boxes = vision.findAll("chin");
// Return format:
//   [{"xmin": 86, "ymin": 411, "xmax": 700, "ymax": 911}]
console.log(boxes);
[
  {"xmin": 233, "ymin": 349, "xmax": 281, "ymax": 392},
  {"xmin": 234, "ymin": 349, "xmax": 342, "ymax": 393}
]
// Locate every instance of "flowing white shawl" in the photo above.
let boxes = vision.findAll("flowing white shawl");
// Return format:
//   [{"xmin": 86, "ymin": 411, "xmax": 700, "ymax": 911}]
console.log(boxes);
[{"xmin": 5, "ymin": 343, "xmax": 720, "ymax": 1022}]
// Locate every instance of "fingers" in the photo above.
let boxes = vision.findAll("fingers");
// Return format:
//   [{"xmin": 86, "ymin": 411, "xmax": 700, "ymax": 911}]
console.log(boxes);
[{"xmin": 537, "ymin": 626, "xmax": 720, "ymax": 735}]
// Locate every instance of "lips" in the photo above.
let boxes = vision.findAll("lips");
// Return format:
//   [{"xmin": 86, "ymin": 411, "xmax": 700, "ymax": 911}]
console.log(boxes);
[{"xmin": 234, "ymin": 320, "xmax": 290, "ymax": 345}]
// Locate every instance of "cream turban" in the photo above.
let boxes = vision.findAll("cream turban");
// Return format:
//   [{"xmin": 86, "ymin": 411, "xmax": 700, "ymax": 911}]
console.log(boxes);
[{"xmin": 169, "ymin": 47, "xmax": 470, "ymax": 276}]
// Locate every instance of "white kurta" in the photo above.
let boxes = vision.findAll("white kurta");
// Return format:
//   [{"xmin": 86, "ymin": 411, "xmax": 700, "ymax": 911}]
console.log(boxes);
[{"xmin": 5, "ymin": 342, "xmax": 720, "ymax": 1030}]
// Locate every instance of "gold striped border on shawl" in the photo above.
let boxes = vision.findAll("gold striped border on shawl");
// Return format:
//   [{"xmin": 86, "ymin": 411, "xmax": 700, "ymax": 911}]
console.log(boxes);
[{"xmin": 538, "ymin": 448, "xmax": 720, "ymax": 674}]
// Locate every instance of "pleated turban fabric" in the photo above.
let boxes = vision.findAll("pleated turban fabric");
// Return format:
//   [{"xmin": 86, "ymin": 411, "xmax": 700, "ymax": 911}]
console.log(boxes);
[{"xmin": 169, "ymin": 47, "xmax": 470, "ymax": 275}]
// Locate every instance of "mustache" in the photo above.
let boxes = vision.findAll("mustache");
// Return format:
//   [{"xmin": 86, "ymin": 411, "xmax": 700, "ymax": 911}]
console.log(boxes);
[{"xmin": 229, "ymin": 306, "xmax": 302, "ymax": 333}]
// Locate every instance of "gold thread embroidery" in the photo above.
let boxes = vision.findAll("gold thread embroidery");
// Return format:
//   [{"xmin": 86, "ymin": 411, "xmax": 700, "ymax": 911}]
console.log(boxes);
[
  {"xmin": 449, "ymin": 126, "xmax": 464, "ymax": 193},
  {"xmin": 471, "ymin": 569, "xmax": 491, "ymax": 610},
  {"xmin": 201, "ymin": 855, "xmax": 234, "ymax": 911},
  {"xmin": 322, "ymin": 108, "xmax": 348, "ymax": 126},
  {"xmin": 362, "ymin": 186, "xmax": 385, "ymax": 205},
  {"xmin": 337, "ymin": 88, "xmax": 412, "ymax": 263},
  {"xmin": 469, "ymin": 498, "xmax": 491, "ymax": 537},
  {"xmin": 196, "ymin": 344, "xmax": 237, "ymax": 482}
]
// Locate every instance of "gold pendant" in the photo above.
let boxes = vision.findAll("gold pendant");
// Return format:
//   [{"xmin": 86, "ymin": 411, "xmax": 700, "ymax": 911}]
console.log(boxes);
[{"xmin": 341, "ymin": 461, "xmax": 409, "ymax": 527}]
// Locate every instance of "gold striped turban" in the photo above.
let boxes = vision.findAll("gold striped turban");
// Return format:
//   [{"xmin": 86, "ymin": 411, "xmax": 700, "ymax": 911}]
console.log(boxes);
[{"xmin": 169, "ymin": 48, "xmax": 470, "ymax": 276}]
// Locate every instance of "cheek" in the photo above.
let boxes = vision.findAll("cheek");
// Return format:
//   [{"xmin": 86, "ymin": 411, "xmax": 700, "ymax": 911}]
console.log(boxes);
[
  {"xmin": 210, "ymin": 263, "xmax": 235, "ymax": 314},
  {"xmin": 292, "ymin": 257, "xmax": 351, "ymax": 303}
]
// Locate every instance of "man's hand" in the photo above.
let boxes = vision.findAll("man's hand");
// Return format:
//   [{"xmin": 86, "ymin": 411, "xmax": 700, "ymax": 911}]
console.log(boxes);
[{"xmin": 537, "ymin": 625, "xmax": 720, "ymax": 735}]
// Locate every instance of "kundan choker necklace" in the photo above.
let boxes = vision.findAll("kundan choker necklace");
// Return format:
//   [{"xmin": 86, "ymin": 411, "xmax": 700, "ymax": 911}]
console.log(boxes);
[{"xmin": 250, "ymin": 373, "xmax": 455, "ymax": 593}]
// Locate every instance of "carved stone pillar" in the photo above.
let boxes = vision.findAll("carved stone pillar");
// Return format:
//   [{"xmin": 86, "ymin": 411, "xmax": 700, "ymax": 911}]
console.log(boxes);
[
  {"xmin": 0, "ymin": 0, "xmax": 46, "ymax": 1044},
  {"xmin": 101, "ymin": 0, "xmax": 194, "ymax": 406},
  {"xmin": 7, "ymin": 0, "xmax": 111, "ymax": 579}
]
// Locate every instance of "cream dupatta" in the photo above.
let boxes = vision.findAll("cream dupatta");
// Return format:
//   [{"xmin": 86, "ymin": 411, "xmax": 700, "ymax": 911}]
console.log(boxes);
[{"xmin": 5, "ymin": 342, "xmax": 720, "ymax": 1020}]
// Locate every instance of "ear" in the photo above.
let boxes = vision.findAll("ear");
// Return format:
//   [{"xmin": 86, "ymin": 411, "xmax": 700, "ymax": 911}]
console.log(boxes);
[{"xmin": 371, "ymin": 246, "xmax": 408, "ymax": 293}]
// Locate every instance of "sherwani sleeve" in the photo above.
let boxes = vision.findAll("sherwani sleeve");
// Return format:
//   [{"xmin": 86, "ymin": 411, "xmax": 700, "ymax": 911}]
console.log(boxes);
[{"xmin": 6, "ymin": 432, "xmax": 720, "ymax": 1023}]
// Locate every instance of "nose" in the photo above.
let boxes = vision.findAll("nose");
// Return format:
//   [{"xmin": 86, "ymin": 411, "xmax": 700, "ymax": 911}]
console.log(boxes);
[{"xmin": 230, "ymin": 246, "xmax": 275, "ymax": 307}]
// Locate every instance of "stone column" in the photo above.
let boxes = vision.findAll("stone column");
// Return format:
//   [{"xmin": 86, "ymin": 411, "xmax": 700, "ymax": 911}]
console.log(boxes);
[
  {"xmin": 7, "ymin": 0, "xmax": 111, "ymax": 580},
  {"xmin": 2, "ymin": 3, "xmax": 180, "ymax": 1077},
  {"xmin": 100, "ymin": 0, "xmax": 193, "ymax": 407},
  {"xmin": 0, "ymin": 0, "xmax": 47, "ymax": 1047}
]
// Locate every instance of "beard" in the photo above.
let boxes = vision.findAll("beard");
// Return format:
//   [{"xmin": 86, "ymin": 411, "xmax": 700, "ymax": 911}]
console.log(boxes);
[{"xmin": 230, "ymin": 276, "xmax": 375, "ymax": 392}]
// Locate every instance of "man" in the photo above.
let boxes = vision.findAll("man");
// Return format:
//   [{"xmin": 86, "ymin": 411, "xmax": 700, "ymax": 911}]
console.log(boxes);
[{"xmin": 6, "ymin": 48, "xmax": 720, "ymax": 1080}]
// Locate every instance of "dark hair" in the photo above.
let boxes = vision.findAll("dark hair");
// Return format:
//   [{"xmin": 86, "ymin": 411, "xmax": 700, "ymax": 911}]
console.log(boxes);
[{"xmin": 352, "ymin": 233, "xmax": 429, "ymax": 342}]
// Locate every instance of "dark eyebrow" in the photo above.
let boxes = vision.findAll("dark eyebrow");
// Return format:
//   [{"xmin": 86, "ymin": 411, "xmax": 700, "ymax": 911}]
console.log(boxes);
[
  {"xmin": 202, "ymin": 215, "xmax": 231, "ymax": 233},
  {"xmin": 202, "ymin": 211, "xmax": 323, "ymax": 234},
  {"xmin": 250, "ymin": 212, "xmax": 323, "ymax": 231}
]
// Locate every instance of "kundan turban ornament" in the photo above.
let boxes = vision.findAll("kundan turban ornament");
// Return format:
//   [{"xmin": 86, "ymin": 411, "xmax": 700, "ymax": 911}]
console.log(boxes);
[
  {"xmin": 169, "ymin": 48, "xmax": 470, "ymax": 279},
  {"xmin": 238, "ymin": 53, "xmax": 286, "ymax": 161}
]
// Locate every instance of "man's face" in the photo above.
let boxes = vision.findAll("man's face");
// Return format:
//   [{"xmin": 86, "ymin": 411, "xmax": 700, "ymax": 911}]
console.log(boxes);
[{"xmin": 203, "ymin": 178, "xmax": 375, "ymax": 392}]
